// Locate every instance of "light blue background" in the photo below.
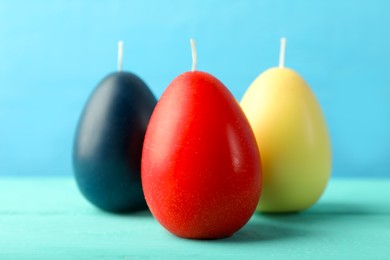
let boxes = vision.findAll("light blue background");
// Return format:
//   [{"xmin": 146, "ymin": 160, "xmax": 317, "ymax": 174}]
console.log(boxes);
[{"xmin": 0, "ymin": 0, "xmax": 389, "ymax": 177}]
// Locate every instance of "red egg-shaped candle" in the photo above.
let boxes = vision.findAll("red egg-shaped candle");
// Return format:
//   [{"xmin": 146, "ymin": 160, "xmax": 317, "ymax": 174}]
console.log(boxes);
[{"xmin": 142, "ymin": 39, "xmax": 262, "ymax": 239}]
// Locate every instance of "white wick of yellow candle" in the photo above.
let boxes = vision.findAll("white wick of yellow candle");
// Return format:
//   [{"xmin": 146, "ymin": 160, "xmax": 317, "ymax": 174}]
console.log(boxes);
[
  {"xmin": 279, "ymin": 37, "xmax": 286, "ymax": 68},
  {"xmin": 190, "ymin": 38, "xmax": 197, "ymax": 72},
  {"xmin": 118, "ymin": 40, "xmax": 124, "ymax": 72}
]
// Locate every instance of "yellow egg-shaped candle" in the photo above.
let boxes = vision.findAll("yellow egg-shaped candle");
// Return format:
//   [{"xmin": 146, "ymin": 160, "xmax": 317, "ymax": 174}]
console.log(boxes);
[{"xmin": 241, "ymin": 38, "xmax": 331, "ymax": 213}]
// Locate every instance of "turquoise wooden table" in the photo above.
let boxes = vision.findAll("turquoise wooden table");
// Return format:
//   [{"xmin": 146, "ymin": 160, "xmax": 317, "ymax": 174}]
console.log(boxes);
[{"xmin": 1, "ymin": 177, "xmax": 389, "ymax": 259}]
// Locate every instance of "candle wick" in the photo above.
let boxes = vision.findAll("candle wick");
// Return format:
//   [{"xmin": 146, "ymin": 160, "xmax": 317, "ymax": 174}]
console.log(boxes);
[
  {"xmin": 118, "ymin": 40, "xmax": 124, "ymax": 72},
  {"xmin": 190, "ymin": 38, "xmax": 197, "ymax": 72},
  {"xmin": 279, "ymin": 37, "xmax": 286, "ymax": 68}
]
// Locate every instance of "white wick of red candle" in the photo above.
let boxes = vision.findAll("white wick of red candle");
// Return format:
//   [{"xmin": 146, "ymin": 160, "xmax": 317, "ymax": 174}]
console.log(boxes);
[
  {"xmin": 279, "ymin": 37, "xmax": 286, "ymax": 68},
  {"xmin": 190, "ymin": 38, "xmax": 197, "ymax": 72},
  {"xmin": 118, "ymin": 40, "xmax": 124, "ymax": 72}
]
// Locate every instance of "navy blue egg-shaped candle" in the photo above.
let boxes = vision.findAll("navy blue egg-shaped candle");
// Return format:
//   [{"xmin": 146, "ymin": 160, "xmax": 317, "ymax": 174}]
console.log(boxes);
[{"xmin": 73, "ymin": 41, "xmax": 157, "ymax": 212}]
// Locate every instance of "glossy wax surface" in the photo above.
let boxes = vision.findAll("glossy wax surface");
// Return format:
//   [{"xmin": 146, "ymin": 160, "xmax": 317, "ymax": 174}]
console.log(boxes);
[
  {"xmin": 241, "ymin": 68, "xmax": 331, "ymax": 213},
  {"xmin": 142, "ymin": 71, "xmax": 262, "ymax": 239},
  {"xmin": 74, "ymin": 72, "xmax": 156, "ymax": 212}
]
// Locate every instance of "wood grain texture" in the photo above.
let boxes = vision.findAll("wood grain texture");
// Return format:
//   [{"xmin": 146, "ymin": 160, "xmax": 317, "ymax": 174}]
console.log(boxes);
[{"xmin": 0, "ymin": 177, "xmax": 389, "ymax": 259}]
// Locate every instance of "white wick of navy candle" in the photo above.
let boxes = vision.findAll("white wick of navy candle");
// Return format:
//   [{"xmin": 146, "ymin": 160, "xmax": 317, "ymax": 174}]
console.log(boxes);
[
  {"xmin": 279, "ymin": 37, "xmax": 286, "ymax": 68},
  {"xmin": 118, "ymin": 40, "xmax": 124, "ymax": 72},
  {"xmin": 190, "ymin": 38, "xmax": 197, "ymax": 72}
]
